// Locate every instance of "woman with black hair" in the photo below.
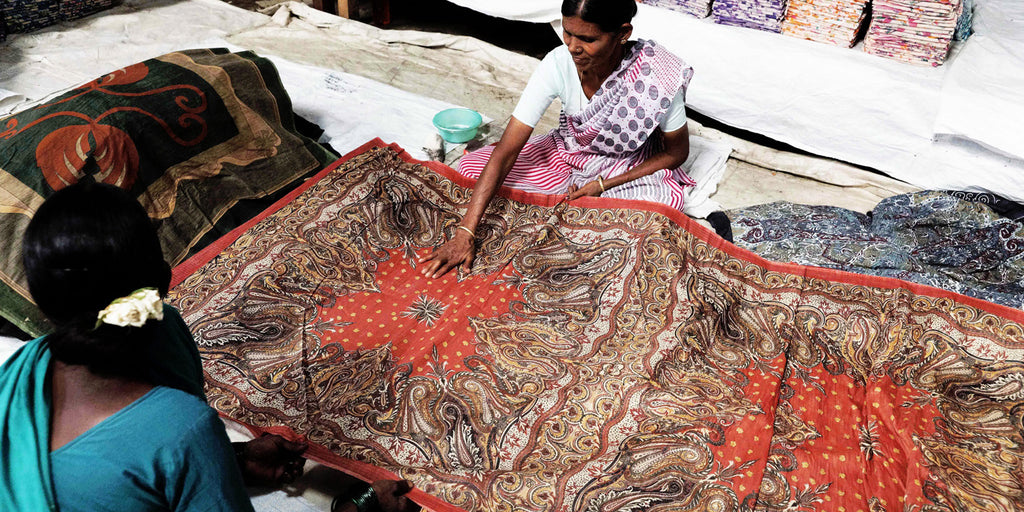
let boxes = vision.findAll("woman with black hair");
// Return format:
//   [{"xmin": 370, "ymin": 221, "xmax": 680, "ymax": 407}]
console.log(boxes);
[
  {"xmin": 419, "ymin": 0, "xmax": 694, "ymax": 278},
  {"xmin": 0, "ymin": 181, "xmax": 418, "ymax": 512}
]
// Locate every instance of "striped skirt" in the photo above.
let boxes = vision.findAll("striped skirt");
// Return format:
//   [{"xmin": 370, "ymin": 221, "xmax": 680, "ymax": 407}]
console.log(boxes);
[{"xmin": 457, "ymin": 132, "xmax": 689, "ymax": 211}]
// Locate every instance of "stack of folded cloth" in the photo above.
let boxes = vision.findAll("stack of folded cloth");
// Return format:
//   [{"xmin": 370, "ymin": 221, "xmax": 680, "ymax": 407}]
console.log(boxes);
[
  {"xmin": 954, "ymin": 0, "xmax": 973, "ymax": 41},
  {"xmin": 713, "ymin": 0, "xmax": 788, "ymax": 33},
  {"xmin": 640, "ymin": 0, "xmax": 714, "ymax": 19},
  {"xmin": 863, "ymin": 0, "xmax": 963, "ymax": 66},
  {"xmin": 0, "ymin": 0, "xmax": 116, "ymax": 35},
  {"xmin": 781, "ymin": 0, "xmax": 870, "ymax": 47}
]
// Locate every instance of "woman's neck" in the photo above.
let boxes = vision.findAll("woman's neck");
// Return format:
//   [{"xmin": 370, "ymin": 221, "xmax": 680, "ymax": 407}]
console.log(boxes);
[
  {"xmin": 49, "ymin": 360, "xmax": 153, "ymax": 451},
  {"xmin": 579, "ymin": 44, "xmax": 628, "ymax": 96}
]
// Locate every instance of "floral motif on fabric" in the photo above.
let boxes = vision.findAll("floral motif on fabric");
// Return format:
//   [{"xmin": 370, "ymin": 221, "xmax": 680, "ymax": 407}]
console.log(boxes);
[{"xmin": 169, "ymin": 145, "xmax": 1024, "ymax": 512}]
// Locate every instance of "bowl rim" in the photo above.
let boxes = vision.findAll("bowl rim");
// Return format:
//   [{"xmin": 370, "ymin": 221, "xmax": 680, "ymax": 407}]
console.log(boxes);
[{"xmin": 432, "ymin": 107, "xmax": 483, "ymax": 131}]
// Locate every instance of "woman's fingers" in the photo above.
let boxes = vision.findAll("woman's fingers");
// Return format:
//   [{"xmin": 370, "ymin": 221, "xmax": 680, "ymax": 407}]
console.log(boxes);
[
  {"xmin": 417, "ymin": 236, "xmax": 476, "ymax": 279},
  {"xmin": 271, "ymin": 434, "xmax": 308, "ymax": 455},
  {"xmin": 372, "ymin": 480, "xmax": 421, "ymax": 512},
  {"xmin": 431, "ymin": 259, "xmax": 460, "ymax": 279},
  {"xmin": 420, "ymin": 259, "xmax": 441, "ymax": 277}
]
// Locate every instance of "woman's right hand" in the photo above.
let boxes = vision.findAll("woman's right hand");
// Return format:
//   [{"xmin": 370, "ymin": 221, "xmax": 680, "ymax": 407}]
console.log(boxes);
[
  {"xmin": 372, "ymin": 480, "xmax": 421, "ymax": 512},
  {"xmin": 417, "ymin": 229, "xmax": 476, "ymax": 278}
]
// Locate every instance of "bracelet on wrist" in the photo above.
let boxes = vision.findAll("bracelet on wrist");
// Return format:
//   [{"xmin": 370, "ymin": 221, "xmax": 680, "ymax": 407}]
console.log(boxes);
[
  {"xmin": 455, "ymin": 225, "xmax": 475, "ymax": 239},
  {"xmin": 331, "ymin": 484, "xmax": 379, "ymax": 512},
  {"xmin": 350, "ymin": 485, "xmax": 380, "ymax": 512},
  {"xmin": 596, "ymin": 176, "xmax": 606, "ymax": 193}
]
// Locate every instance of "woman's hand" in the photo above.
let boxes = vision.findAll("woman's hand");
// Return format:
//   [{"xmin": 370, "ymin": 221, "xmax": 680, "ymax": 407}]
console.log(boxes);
[
  {"xmin": 373, "ymin": 480, "xmax": 421, "ymax": 512},
  {"xmin": 417, "ymin": 230, "xmax": 476, "ymax": 278},
  {"xmin": 567, "ymin": 179, "xmax": 604, "ymax": 200},
  {"xmin": 332, "ymin": 480, "xmax": 421, "ymax": 512},
  {"xmin": 236, "ymin": 434, "xmax": 309, "ymax": 487}
]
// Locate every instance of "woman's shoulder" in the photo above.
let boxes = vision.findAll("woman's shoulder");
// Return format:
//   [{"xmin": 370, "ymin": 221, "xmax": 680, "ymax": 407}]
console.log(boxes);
[
  {"xmin": 538, "ymin": 45, "xmax": 578, "ymax": 81},
  {"xmin": 634, "ymin": 39, "xmax": 693, "ymax": 84},
  {"xmin": 121, "ymin": 387, "xmax": 227, "ymax": 458},
  {"xmin": 50, "ymin": 387, "xmax": 218, "ymax": 463},
  {"xmin": 541, "ymin": 45, "xmax": 573, "ymax": 66},
  {"xmin": 637, "ymin": 39, "xmax": 684, "ymax": 61},
  {"xmin": 143, "ymin": 386, "xmax": 216, "ymax": 424},
  {"xmin": 111, "ymin": 386, "xmax": 218, "ymax": 441}
]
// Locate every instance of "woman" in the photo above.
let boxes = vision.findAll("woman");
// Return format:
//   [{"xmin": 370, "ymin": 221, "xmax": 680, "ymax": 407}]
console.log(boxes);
[
  {"xmin": 0, "ymin": 181, "xmax": 418, "ymax": 512},
  {"xmin": 419, "ymin": 0, "xmax": 694, "ymax": 278}
]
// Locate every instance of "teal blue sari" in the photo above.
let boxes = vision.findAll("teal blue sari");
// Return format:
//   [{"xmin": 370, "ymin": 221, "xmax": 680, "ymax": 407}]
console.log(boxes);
[
  {"xmin": 0, "ymin": 337, "xmax": 55, "ymax": 511},
  {"xmin": 0, "ymin": 305, "xmax": 205, "ymax": 510}
]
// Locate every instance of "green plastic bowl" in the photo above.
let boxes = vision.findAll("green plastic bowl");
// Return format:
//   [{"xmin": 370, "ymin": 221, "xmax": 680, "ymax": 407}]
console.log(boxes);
[{"xmin": 432, "ymin": 108, "xmax": 483, "ymax": 144}]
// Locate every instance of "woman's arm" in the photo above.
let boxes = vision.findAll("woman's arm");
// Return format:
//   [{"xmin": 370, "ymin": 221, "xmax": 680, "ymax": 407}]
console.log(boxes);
[
  {"xmin": 567, "ymin": 123, "xmax": 690, "ymax": 199},
  {"xmin": 417, "ymin": 117, "xmax": 535, "ymax": 278}
]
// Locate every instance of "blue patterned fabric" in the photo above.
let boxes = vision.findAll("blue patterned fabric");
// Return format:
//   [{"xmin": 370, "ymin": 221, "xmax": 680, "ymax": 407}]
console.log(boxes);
[
  {"xmin": 728, "ymin": 191, "xmax": 1024, "ymax": 309},
  {"xmin": 955, "ymin": 0, "xmax": 973, "ymax": 41},
  {"xmin": 0, "ymin": 0, "xmax": 61, "ymax": 34},
  {"xmin": 60, "ymin": 0, "xmax": 117, "ymax": 22},
  {"xmin": 0, "ymin": 0, "xmax": 117, "ymax": 35}
]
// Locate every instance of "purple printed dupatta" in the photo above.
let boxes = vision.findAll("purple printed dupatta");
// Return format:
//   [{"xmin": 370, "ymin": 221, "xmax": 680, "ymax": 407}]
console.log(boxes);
[{"xmin": 554, "ymin": 39, "xmax": 696, "ymax": 193}]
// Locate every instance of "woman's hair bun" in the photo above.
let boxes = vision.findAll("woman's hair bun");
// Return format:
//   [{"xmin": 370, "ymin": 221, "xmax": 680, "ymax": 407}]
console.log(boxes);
[{"xmin": 22, "ymin": 180, "xmax": 171, "ymax": 375}]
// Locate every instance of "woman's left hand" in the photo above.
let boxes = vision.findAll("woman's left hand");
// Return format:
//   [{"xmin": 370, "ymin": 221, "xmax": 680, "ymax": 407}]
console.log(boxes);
[
  {"xmin": 567, "ymin": 180, "xmax": 604, "ymax": 200},
  {"xmin": 237, "ymin": 433, "xmax": 309, "ymax": 487}
]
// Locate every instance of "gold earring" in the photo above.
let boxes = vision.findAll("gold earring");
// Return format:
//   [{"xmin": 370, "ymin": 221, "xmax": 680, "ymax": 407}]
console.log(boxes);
[{"xmin": 621, "ymin": 39, "xmax": 628, "ymax": 44}]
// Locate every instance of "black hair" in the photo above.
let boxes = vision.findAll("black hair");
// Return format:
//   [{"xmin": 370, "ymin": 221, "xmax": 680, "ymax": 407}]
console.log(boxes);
[
  {"xmin": 22, "ymin": 180, "xmax": 171, "ymax": 376},
  {"xmin": 561, "ymin": 0, "xmax": 638, "ymax": 33}
]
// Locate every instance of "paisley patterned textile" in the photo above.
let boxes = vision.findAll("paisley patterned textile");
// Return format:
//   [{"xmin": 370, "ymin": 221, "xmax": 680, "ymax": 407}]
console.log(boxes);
[
  {"xmin": 728, "ymin": 191, "xmax": 1024, "ymax": 309},
  {"xmin": 169, "ymin": 141, "xmax": 1024, "ymax": 512},
  {"xmin": 0, "ymin": 48, "xmax": 335, "ymax": 336}
]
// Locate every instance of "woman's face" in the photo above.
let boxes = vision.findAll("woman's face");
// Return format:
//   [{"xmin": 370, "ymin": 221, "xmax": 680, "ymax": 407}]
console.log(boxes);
[{"xmin": 562, "ymin": 15, "xmax": 628, "ymax": 74}]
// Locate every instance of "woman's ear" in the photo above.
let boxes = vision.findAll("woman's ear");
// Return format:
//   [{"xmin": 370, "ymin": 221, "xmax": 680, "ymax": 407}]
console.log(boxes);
[{"xmin": 619, "ymin": 23, "xmax": 634, "ymax": 43}]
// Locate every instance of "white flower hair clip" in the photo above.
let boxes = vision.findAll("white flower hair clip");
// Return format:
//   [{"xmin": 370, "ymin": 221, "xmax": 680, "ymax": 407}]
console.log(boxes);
[{"xmin": 95, "ymin": 287, "xmax": 165, "ymax": 329}]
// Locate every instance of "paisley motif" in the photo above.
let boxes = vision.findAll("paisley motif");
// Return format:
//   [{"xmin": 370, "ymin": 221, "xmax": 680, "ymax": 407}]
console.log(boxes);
[{"xmin": 169, "ymin": 143, "xmax": 1024, "ymax": 512}]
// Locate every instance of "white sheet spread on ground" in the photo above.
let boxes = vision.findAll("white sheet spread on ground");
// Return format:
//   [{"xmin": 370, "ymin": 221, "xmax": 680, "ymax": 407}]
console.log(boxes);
[
  {"xmin": 0, "ymin": 0, "xmax": 732, "ymax": 202},
  {"xmin": 266, "ymin": 55, "xmax": 482, "ymax": 160},
  {"xmin": 448, "ymin": 0, "xmax": 1024, "ymax": 203}
]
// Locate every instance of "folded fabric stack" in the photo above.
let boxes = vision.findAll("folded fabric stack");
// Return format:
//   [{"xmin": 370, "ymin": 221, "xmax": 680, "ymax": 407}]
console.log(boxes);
[
  {"xmin": 863, "ymin": 0, "xmax": 963, "ymax": 66},
  {"xmin": 640, "ymin": 0, "xmax": 713, "ymax": 19},
  {"xmin": 781, "ymin": 0, "xmax": 870, "ymax": 47},
  {"xmin": 0, "ymin": 0, "xmax": 60, "ymax": 33},
  {"xmin": 0, "ymin": 0, "xmax": 116, "ymax": 35},
  {"xmin": 713, "ymin": 0, "xmax": 788, "ymax": 33},
  {"xmin": 954, "ymin": 0, "xmax": 973, "ymax": 41},
  {"xmin": 61, "ymin": 0, "xmax": 117, "ymax": 21}
]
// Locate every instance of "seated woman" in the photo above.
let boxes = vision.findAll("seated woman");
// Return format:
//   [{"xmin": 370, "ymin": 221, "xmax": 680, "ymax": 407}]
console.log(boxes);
[
  {"xmin": 419, "ymin": 0, "xmax": 694, "ymax": 278},
  {"xmin": 0, "ymin": 181, "xmax": 418, "ymax": 512}
]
